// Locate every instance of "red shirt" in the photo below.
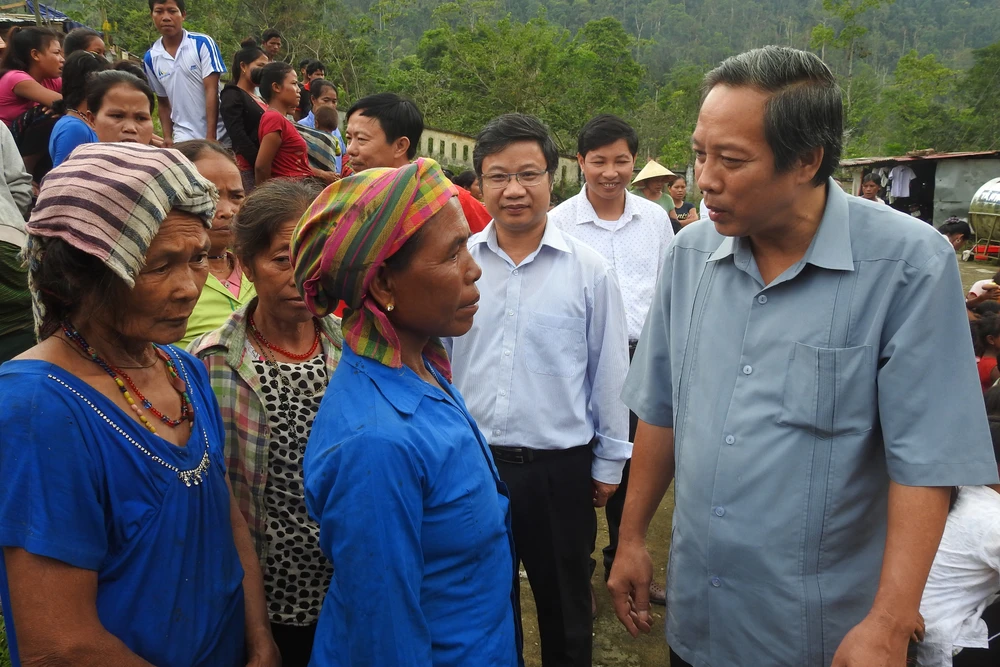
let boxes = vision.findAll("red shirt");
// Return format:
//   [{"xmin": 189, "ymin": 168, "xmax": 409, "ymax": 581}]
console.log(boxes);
[
  {"xmin": 979, "ymin": 356, "xmax": 997, "ymax": 393},
  {"xmin": 456, "ymin": 187, "xmax": 491, "ymax": 233},
  {"xmin": 257, "ymin": 110, "xmax": 312, "ymax": 179}
]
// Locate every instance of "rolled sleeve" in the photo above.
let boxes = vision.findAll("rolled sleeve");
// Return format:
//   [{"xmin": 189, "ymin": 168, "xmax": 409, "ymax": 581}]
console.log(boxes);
[
  {"xmin": 622, "ymin": 244, "xmax": 674, "ymax": 427},
  {"xmin": 878, "ymin": 246, "xmax": 999, "ymax": 486},
  {"xmin": 587, "ymin": 267, "xmax": 631, "ymax": 484}
]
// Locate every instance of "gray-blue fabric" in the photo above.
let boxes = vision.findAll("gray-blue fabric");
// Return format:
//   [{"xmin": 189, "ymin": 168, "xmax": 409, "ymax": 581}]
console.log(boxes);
[{"xmin": 623, "ymin": 178, "xmax": 999, "ymax": 666}]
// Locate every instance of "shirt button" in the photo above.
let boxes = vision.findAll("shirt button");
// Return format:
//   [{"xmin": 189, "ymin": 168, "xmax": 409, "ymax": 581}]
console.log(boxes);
[
  {"xmin": 500, "ymin": 389, "xmax": 507, "ymax": 396},
  {"xmin": 742, "ymin": 365, "xmax": 753, "ymax": 375},
  {"xmin": 494, "ymin": 429, "xmax": 501, "ymax": 436},
  {"xmin": 757, "ymin": 295, "xmax": 767, "ymax": 304},
  {"xmin": 504, "ymin": 350, "xmax": 510, "ymax": 356},
  {"xmin": 512, "ymin": 269, "xmax": 519, "ymax": 276},
  {"xmin": 508, "ymin": 310, "xmax": 514, "ymax": 316},
  {"xmin": 725, "ymin": 435, "xmax": 735, "ymax": 445},
  {"xmin": 714, "ymin": 506, "xmax": 726, "ymax": 517},
  {"xmin": 711, "ymin": 577, "xmax": 722, "ymax": 588}
]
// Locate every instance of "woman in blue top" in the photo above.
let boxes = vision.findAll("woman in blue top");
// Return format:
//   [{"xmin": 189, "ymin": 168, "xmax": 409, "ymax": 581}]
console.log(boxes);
[
  {"xmin": 291, "ymin": 158, "xmax": 522, "ymax": 667},
  {"xmin": 0, "ymin": 143, "xmax": 280, "ymax": 667},
  {"xmin": 47, "ymin": 50, "xmax": 106, "ymax": 167}
]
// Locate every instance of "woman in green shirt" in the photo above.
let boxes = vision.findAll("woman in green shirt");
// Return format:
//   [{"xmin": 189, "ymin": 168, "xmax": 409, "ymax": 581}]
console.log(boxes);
[{"xmin": 175, "ymin": 140, "xmax": 256, "ymax": 347}]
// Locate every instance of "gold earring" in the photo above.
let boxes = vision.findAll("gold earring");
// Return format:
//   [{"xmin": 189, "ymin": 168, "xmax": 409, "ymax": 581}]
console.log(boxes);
[{"xmin": 387, "ymin": 304, "xmax": 394, "ymax": 312}]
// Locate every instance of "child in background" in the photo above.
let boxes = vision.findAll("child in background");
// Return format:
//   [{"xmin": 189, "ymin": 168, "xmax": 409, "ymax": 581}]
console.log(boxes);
[
  {"xmin": 976, "ymin": 316, "xmax": 1000, "ymax": 393},
  {"xmin": 314, "ymin": 105, "xmax": 339, "ymax": 136}
]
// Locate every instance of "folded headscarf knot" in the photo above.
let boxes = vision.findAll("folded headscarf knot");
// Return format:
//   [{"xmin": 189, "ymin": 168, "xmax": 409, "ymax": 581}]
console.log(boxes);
[{"xmin": 291, "ymin": 157, "xmax": 460, "ymax": 379}]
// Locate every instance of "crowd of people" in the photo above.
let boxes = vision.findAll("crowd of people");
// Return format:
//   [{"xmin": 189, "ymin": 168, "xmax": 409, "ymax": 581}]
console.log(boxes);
[{"xmin": 0, "ymin": 6, "xmax": 994, "ymax": 666}]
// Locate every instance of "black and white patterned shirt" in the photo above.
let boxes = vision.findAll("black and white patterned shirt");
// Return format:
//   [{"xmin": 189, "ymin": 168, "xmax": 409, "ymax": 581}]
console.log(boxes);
[{"xmin": 250, "ymin": 348, "xmax": 332, "ymax": 625}]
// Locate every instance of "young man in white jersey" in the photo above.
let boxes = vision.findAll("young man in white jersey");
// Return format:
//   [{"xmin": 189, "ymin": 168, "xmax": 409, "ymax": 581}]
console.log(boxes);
[{"xmin": 143, "ymin": 0, "xmax": 226, "ymax": 146}]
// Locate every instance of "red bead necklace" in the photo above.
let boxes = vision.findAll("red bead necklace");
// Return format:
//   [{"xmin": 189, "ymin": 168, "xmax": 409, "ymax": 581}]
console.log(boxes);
[{"xmin": 248, "ymin": 314, "xmax": 320, "ymax": 361}]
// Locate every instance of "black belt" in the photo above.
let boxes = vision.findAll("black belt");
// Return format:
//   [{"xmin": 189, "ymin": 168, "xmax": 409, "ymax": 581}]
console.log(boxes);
[{"xmin": 489, "ymin": 444, "xmax": 589, "ymax": 465}]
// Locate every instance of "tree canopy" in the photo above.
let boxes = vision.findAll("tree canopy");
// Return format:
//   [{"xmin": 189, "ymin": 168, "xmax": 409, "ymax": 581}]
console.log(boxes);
[{"xmin": 70, "ymin": 0, "xmax": 1000, "ymax": 167}]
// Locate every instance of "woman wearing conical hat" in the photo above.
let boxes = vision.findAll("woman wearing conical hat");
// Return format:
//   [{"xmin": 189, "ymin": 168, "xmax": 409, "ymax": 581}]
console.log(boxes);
[{"xmin": 631, "ymin": 159, "xmax": 680, "ymax": 233}]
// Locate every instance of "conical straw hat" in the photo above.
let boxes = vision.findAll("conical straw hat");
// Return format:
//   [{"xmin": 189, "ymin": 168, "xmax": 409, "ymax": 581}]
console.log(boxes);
[{"xmin": 631, "ymin": 159, "xmax": 675, "ymax": 186}]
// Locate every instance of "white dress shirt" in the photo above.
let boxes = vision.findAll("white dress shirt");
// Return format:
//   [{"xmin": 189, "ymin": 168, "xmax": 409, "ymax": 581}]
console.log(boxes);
[
  {"xmin": 549, "ymin": 187, "xmax": 672, "ymax": 342},
  {"xmin": 445, "ymin": 221, "xmax": 631, "ymax": 483},
  {"xmin": 918, "ymin": 485, "xmax": 1000, "ymax": 667}
]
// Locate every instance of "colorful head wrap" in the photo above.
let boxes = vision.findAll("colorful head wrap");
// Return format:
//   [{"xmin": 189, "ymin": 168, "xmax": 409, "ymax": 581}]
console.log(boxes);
[
  {"xmin": 291, "ymin": 157, "xmax": 460, "ymax": 379},
  {"xmin": 24, "ymin": 143, "xmax": 218, "ymax": 331}
]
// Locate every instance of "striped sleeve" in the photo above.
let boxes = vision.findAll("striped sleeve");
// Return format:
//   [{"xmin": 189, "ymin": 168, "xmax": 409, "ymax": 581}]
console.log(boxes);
[
  {"xmin": 143, "ymin": 51, "xmax": 167, "ymax": 97},
  {"xmin": 193, "ymin": 34, "xmax": 226, "ymax": 77}
]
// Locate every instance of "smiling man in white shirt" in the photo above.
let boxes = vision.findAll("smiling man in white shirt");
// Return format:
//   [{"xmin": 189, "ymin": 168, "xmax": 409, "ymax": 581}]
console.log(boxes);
[
  {"xmin": 549, "ymin": 114, "xmax": 673, "ymax": 605},
  {"xmin": 446, "ymin": 113, "xmax": 630, "ymax": 667}
]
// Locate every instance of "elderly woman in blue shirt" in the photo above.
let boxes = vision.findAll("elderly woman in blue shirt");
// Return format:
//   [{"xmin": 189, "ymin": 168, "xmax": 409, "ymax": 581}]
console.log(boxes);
[
  {"xmin": 0, "ymin": 143, "xmax": 279, "ymax": 666},
  {"xmin": 291, "ymin": 157, "xmax": 522, "ymax": 667}
]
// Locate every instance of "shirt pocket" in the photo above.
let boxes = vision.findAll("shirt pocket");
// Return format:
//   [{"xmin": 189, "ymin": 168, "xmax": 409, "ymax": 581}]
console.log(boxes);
[
  {"xmin": 523, "ymin": 311, "xmax": 586, "ymax": 378},
  {"xmin": 777, "ymin": 343, "xmax": 876, "ymax": 438}
]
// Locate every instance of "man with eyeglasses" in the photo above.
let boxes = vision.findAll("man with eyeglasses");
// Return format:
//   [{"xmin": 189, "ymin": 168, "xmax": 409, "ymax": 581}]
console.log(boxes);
[
  {"xmin": 548, "ymin": 114, "xmax": 673, "ymax": 607},
  {"xmin": 445, "ymin": 113, "xmax": 629, "ymax": 667}
]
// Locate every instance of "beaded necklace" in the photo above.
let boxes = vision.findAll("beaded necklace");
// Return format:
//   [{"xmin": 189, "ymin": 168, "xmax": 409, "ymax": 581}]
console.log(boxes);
[
  {"xmin": 248, "ymin": 314, "xmax": 320, "ymax": 361},
  {"xmin": 61, "ymin": 322, "xmax": 193, "ymax": 434}
]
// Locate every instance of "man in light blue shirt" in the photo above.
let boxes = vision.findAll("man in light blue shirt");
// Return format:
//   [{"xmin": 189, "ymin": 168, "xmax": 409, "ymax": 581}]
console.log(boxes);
[
  {"xmin": 446, "ymin": 113, "xmax": 629, "ymax": 666},
  {"xmin": 608, "ymin": 46, "xmax": 999, "ymax": 667}
]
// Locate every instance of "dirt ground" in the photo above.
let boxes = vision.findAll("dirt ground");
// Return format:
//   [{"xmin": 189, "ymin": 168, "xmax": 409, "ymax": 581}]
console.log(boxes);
[
  {"xmin": 520, "ymin": 485, "xmax": 676, "ymax": 667},
  {"xmin": 519, "ymin": 253, "xmax": 994, "ymax": 667},
  {"xmin": 959, "ymin": 255, "xmax": 998, "ymax": 292}
]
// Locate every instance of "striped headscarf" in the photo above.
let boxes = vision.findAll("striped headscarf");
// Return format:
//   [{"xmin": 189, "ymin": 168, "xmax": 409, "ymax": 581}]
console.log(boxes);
[
  {"xmin": 24, "ymin": 143, "xmax": 218, "ymax": 331},
  {"xmin": 291, "ymin": 158, "xmax": 459, "ymax": 379}
]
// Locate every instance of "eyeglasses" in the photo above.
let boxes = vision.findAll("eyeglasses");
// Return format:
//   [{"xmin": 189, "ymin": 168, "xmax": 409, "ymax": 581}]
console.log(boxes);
[{"xmin": 481, "ymin": 170, "xmax": 550, "ymax": 189}]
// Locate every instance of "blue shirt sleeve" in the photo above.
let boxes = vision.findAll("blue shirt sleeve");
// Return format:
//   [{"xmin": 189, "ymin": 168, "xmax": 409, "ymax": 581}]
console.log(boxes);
[
  {"xmin": 306, "ymin": 429, "xmax": 433, "ymax": 666},
  {"xmin": 586, "ymin": 265, "xmax": 631, "ymax": 484},
  {"xmin": 0, "ymin": 376, "xmax": 107, "ymax": 570},
  {"xmin": 877, "ymin": 244, "xmax": 999, "ymax": 486},
  {"xmin": 49, "ymin": 117, "xmax": 97, "ymax": 167}
]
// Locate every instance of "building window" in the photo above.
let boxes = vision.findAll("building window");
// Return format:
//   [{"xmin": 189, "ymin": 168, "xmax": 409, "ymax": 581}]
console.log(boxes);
[
  {"xmin": 440, "ymin": 140, "xmax": 445, "ymax": 155},
  {"xmin": 428, "ymin": 137, "xmax": 434, "ymax": 154},
  {"xmin": 463, "ymin": 145, "xmax": 469, "ymax": 162},
  {"xmin": 561, "ymin": 166, "xmax": 567, "ymax": 182},
  {"xmin": 451, "ymin": 143, "xmax": 457, "ymax": 160}
]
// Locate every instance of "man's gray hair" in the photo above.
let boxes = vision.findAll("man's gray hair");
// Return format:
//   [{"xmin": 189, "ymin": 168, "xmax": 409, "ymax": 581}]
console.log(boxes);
[{"xmin": 702, "ymin": 46, "xmax": 843, "ymax": 186}]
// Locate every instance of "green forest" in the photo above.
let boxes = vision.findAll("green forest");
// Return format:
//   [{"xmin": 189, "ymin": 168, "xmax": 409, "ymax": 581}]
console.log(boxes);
[{"xmin": 66, "ymin": 0, "xmax": 1000, "ymax": 169}]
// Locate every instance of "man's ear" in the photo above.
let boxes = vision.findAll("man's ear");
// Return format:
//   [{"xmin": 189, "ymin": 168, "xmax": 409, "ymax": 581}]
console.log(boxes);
[
  {"xmin": 795, "ymin": 146, "xmax": 824, "ymax": 185},
  {"xmin": 393, "ymin": 136, "xmax": 411, "ymax": 162}
]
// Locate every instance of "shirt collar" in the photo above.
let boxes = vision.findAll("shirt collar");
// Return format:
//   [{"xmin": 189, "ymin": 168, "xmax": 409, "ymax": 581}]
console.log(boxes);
[
  {"xmin": 707, "ymin": 179, "xmax": 855, "ymax": 272},
  {"xmin": 150, "ymin": 30, "xmax": 189, "ymax": 57},
  {"xmin": 473, "ymin": 219, "xmax": 573, "ymax": 256},
  {"xmin": 340, "ymin": 345, "xmax": 447, "ymax": 416},
  {"xmin": 571, "ymin": 185, "xmax": 638, "ymax": 228}
]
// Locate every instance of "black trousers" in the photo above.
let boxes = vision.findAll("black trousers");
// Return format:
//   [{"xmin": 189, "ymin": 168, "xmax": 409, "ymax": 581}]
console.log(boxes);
[
  {"xmin": 600, "ymin": 343, "xmax": 640, "ymax": 577},
  {"xmin": 669, "ymin": 648, "xmax": 693, "ymax": 666},
  {"xmin": 270, "ymin": 622, "xmax": 317, "ymax": 667},
  {"xmin": 495, "ymin": 444, "xmax": 594, "ymax": 667}
]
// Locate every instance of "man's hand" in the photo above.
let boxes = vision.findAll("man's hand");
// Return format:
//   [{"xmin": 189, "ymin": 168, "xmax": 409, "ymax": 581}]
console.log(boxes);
[
  {"xmin": 831, "ymin": 609, "xmax": 912, "ymax": 667},
  {"xmin": 607, "ymin": 539, "xmax": 655, "ymax": 637},
  {"xmin": 593, "ymin": 480, "xmax": 618, "ymax": 507}
]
